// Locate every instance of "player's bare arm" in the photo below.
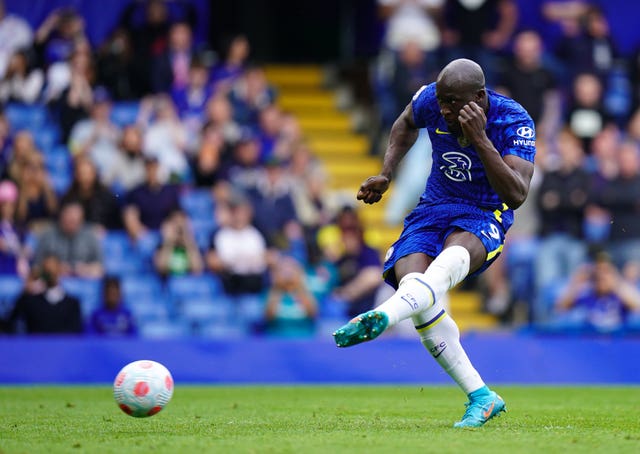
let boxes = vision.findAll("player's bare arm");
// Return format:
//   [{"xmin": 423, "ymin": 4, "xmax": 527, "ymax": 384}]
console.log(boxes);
[
  {"xmin": 459, "ymin": 101, "xmax": 533, "ymax": 209},
  {"xmin": 357, "ymin": 103, "xmax": 419, "ymax": 204}
]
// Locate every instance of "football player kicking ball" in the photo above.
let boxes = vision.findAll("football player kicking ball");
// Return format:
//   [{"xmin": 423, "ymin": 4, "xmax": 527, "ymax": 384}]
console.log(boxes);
[{"xmin": 333, "ymin": 59, "xmax": 536, "ymax": 428}]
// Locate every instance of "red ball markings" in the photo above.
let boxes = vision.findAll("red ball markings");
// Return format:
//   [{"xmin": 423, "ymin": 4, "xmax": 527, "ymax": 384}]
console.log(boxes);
[
  {"xmin": 165, "ymin": 375, "xmax": 173, "ymax": 391},
  {"xmin": 133, "ymin": 381, "xmax": 150, "ymax": 397},
  {"xmin": 147, "ymin": 406, "xmax": 163, "ymax": 416}
]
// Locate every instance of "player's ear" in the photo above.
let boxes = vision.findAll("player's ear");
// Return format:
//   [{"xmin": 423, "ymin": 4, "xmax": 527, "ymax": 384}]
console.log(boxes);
[{"xmin": 475, "ymin": 89, "xmax": 486, "ymax": 103}]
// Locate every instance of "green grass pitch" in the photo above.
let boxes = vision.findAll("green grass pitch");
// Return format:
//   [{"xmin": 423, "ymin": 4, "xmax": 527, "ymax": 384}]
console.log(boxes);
[{"xmin": 1, "ymin": 386, "xmax": 639, "ymax": 453}]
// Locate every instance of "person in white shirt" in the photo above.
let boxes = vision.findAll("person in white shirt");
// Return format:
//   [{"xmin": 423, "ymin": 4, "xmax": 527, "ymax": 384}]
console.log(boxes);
[{"xmin": 0, "ymin": 1, "xmax": 33, "ymax": 79}]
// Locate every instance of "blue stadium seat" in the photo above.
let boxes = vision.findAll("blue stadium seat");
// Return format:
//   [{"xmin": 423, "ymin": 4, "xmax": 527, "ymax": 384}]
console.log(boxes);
[
  {"xmin": 128, "ymin": 297, "xmax": 170, "ymax": 323},
  {"xmin": 121, "ymin": 274, "xmax": 163, "ymax": 301},
  {"xmin": 61, "ymin": 277, "xmax": 102, "ymax": 318},
  {"xmin": 102, "ymin": 231, "xmax": 145, "ymax": 275},
  {"xmin": 180, "ymin": 189, "xmax": 215, "ymax": 221},
  {"xmin": 110, "ymin": 102, "xmax": 139, "ymax": 127},
  {"xmin": 5, "ymin": 104, "xmax": 47, "ymax": 131},
  {"xmin": 167, "ymin": 274, "xmax": 222, "ymax": 304},
  {"xmin": 32, "ymin": 125, "xmax": 61, "ymax": 152},
  {"xmin": 179, "ymin": 297, "xmax": 234, "ymax": 324},
  {"xmin": 191, "ymin": 218, "xmax": 216, "ymax": 250},
  {"xmin": 0, "ymin": 275, "xmax": 24, "ymax": 318}
]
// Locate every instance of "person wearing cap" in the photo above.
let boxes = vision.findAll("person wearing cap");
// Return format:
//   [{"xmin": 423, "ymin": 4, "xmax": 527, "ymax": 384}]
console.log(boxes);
[
  {"xmin": 68, "ymin": 85, "xmax": 121, "ymax": 175},
  {"xmin": 122, "ymin": 154, "xmax": 180, "ymax": 241},
  {"xmin": 0, "ymin": 179, "xmax": 29, "ymax": 276}
]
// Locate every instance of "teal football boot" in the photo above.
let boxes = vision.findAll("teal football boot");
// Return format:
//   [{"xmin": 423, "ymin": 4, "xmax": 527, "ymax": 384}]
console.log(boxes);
[
  {"xmin": 333, "ymin": 311, "xmax": 389, "ymax": 347},
  {"xmin": 453, "ymin": 389, "xmax": 506, "ymax": 428}
]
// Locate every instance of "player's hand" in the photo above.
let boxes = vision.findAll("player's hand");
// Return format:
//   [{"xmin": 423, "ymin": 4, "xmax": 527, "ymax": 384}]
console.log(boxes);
[
  {"xmin": 357, "ymin": 175, "xmax": 390, "ymax": 204},
  {"xmin": 458, "ymin": 101, "xmax": 487, "ymax": 145}
]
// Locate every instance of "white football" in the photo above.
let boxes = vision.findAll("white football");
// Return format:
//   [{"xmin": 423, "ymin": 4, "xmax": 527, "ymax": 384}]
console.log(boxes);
[{"xmin": 113, "ymin": 360, "xmax": 174, "ymax": 417}]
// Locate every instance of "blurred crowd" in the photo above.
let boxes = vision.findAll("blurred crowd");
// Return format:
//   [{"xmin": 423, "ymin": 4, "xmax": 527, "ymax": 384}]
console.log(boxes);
[
  {"xmin": 1, "ymin": 0, "xmax": 640, "ymax": 338},
  {"xmin": 372, "ymin": 0, "xmax": 640, "ymax": 333},
  {"xmin": 0, "ymin": 0, "xmax": 384, "ymax": 338}
]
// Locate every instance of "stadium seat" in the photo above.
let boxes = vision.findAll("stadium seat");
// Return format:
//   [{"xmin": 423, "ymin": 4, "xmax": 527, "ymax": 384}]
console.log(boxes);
[
  {"xmin": 190, "ymin": 218, "xmax": 216, "ymax": 250},
  {"xmin": 128, "ymin": 297, "xmax": 170, "ymax": 323},
  {"xmin": 121, "ymin": 274, "xmax": 163, "ymax": 301},
  {"xmin": 167, "ymin": 274, "xmax": 222, "ymax": 305},
  {"xmin": 0, "ymin": 275, "xmax": 24, "ymax": 318},
  {"xmin": 102, "ymin": 231, "xmax": 145, "ymax": 275},
  {"xmin": 4, "ymin": 104, "xmax": 47, "ymax": 131},
  {"xmin": 179, "ymin": 297, "xmax": 234, "ymax": 325},
  {"xmin": 32, "ymin": 125, "xmax": 61, "ymax": 152},
  {"xmin": 110, "ymin": 101, "xmax": 140, "ymax": 127},
  {"xmin": 180, "ymin": 189, "xmax": 215, "ymax": 221},
  {"xmin": 61, "ymin": 277, "xmax": 102, "ymax": 319}
]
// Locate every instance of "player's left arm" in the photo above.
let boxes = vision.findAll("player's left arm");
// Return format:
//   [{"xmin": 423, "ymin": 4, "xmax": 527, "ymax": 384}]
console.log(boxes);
[{"xmin": 459, "ymin": 102, "xmax": 533, "ymax": 209}]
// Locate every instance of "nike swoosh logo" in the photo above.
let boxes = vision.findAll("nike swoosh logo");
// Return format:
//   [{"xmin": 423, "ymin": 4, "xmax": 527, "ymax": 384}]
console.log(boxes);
[
  {"xmin": 435, "ymin": 128, "xmax": 450, "ymax": 135},
  {"xmin": 482, "ymin": 402, "xmax": 495, "ymax": 419}
]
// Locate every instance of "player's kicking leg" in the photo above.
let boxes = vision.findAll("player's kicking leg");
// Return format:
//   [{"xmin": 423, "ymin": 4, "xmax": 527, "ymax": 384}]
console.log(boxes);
[{"xmin": 333, "ymin": 244, "xmax": 506, "ymax": 427}]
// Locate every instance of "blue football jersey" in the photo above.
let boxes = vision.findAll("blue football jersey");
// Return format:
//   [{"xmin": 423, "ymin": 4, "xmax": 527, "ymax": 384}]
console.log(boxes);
[{"xmin": 411, "ymin": 83, "xmax": 536, "ymax": 211}]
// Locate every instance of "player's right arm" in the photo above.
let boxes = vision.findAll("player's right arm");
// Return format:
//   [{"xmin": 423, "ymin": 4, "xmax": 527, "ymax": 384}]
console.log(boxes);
[{"xmin": 357, "ymin": 103, "xmax": 420, "ymax": 204}]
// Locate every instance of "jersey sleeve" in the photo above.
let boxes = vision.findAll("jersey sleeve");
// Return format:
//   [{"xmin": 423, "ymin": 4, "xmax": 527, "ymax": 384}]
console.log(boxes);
[
  {"xmin": 411, "ymin": 83, "xmax": 434, "ymax": 129},
  {"xmin": 497, "ymin": 111, "xmax": 536, "ymax": 163}
]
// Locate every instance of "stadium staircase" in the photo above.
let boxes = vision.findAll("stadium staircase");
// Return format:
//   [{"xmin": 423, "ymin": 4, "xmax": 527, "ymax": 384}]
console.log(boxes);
[{"xmin": 265, "ymin": 64, "xmax": 499, "ymax": 332}]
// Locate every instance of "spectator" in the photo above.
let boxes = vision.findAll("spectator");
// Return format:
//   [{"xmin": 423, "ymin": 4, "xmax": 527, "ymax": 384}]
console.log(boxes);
[
  {"xmin": 204, "ymin": 95, "xmax": 241, "ymax": 149},
  {"xmin": 49, "ymin": 41, "xmax": 95, "ymax": 142},
  {"xmin": 172, "ymin": 58, "xmax": 214, "ymax": 154},
  {"xmin": 495, "ymin": 29, "xmax": 560, "ymax": 138},
  {"xmin": 555, "ymin": 5, "xmax": 618, "ymax": 79},
  {"xmin": 3, "ymin": 129, "xmax": 37, "ymax": 181},
  {"xmin": 89, "ymin": 276, "xmax": 136, "ymax": 336},
  {"xmin": 191, "ymin": 122, "xmax": 224, "ymax": 188},
  {"xmin": 151, "ymin": 22, "xmax": 194, "ymax": 93},
  {"xmin": 318, "ymin": 207, "xmax": 383, "ymax": 316},
  {"xmin": 153, "ymin": 209, "xmax": 203, "ymax": 277},
  {"xmin": 566, "ymin": 72, "xmax": 609, "ymax": 152},
  {"xmin": 14, "ymin": 149, "xmax": 57, "ymax": 231},
  {"xmin": 102, "ymin": 125, "xmax": 146, "ymax": 193},
  {"xmin": 34, "ymin": 8, "xmax": 86, "ymax": 67},
  {"xmin": 61, "ymin": 156, "xmax": 120, "ymax": 231},
  {"xmin": 0, "ymin": 0, "xmax": 33, "ymax": 78},
  {"xmin": 594, "ymin": 140, "xmax": 640, "ymax": 268},
  {"xmin": 211, "ymin": 34, "xmax": 250, "ymax": 93},
  {"xmin": 555, "ymin": 253, "xmax": 640, "ymax": 332},
  {"xmin": 377, "ymin": 0, "xmax": 443, "ymax": 53},
  {"xmin": 331, "ymin": 223, "xmax": 383, "ymax": 319},
  {"xmin": 221, "ymin": 131, "xmax": 263, "ymax": 192},
  {"xmin": 4, "ymin": 255, "xmax": 83, "ymax": 334},
  {"xmin": 139, "ymin": 94, "xmax": 188, "ymax": 180},
  {"xmin": 206, "ymin": 193, "xmax": 267, "ymax": 296},
  {"xmin": 246, "ymin": 157, "xmax": 299, "ymax": 248},
  {"xmin": 257, "ymin": 105, "xmax": 283, "ymax": 162},
  {"xmin": 34, "ymin": 201, "xmax": 103, "ymax": 278},
  {"xmin": 0, "ymin": 180, "xmax": 28, "ymax": 276},
  {"xmin": 68, "ymin": 86, "xmax": 120, "ymax": 174},
  {"xmin": 119, "ymin": 0, "xmax": 171, "ymax": 96},
  {"xmin": 122, "ymin": 155, "xmax": 180, "ymax": 240},
  {"xmin": 0, "ymin": 49, "xmax": 44, "ymax": 104},
  {"xmin": 442, "ymin": 0, "xmax": 518, "ymax": 84},
  {"xmin": 534, "ymin": 129, "xmax": 590, "ymax": 317},
  {"xmin": 95, "ymin": 28, "xmax": 135, "ymax": 101},
  {"xmin": 229, "ymin": 66, "xmax": 276, "ymax": 128},
  {"xmin": 264, "ymin": 256, "xmax": 317, "ymax": 337}
]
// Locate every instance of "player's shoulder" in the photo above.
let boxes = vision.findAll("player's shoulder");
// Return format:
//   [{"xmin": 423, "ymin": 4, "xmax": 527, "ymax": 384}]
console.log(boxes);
[
  {"xmin": 411, "ymin": 83, "xmax": 438, "ymax": 125},
  {"xmin": 487, "ymin": 89, "xmax": 533, "ymax": 124}
]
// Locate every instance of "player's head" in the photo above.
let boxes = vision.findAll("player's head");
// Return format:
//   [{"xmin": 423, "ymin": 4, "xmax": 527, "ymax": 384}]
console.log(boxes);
[{"xmin": 435, "ymin": 59, "xmax": 486, "ymax": 135}]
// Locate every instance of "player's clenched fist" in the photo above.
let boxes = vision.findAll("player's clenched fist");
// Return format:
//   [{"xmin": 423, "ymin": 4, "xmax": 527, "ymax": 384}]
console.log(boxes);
[
  {"xmin": 458, "ymin": 101, "xmax": 487, "ymax": 144},
  {"xmin": 357, "ymin": 175, "xmax": 390, "ymax": 204}
]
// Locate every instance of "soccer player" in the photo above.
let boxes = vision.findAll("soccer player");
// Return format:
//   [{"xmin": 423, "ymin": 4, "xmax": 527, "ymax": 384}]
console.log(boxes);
[{"xmin": 333, "ymin": 59, "xmax": 536, "ymax": 427}]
